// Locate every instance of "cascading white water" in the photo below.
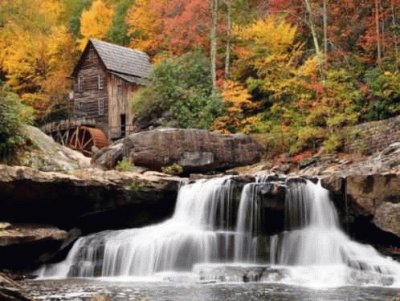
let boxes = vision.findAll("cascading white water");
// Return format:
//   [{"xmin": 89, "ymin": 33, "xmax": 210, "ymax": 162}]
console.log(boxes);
[
  {"xmin": 270, "ymin": 179, "xmax": 400, "ymax": 287},
  {"xmin": 38, "ymin": 176, "xmax": 400, "ymax": 288},
  {"xmin": 39, "ymin": 177, "xmax": 238, "ymax": 278}
]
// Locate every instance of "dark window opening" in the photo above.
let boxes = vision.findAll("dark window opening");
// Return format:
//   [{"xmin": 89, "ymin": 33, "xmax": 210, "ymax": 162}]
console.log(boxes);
[{"xmin": 120, "ymin": 114, "xmax": 126, "ymax": 137}]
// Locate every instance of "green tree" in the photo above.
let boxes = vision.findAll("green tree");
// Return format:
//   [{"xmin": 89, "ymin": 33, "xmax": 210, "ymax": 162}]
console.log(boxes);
[
  {"xmin": 133, "ymin": 51, "xmax": 224, "ymax": 129},
  {"xmin": 62, "ymin": 0, "xmax": 93, "ymax": 38},
  {"xmin": 0, "ymin": 84, "xmax": 33, "ymax": 159},
  {"xmin": 363, "ymin": 69, "xmax": 400, "ymax": 121},
  {"xmin": 107, "ymin": 0, "xmax": 133, "ymax": 45}
]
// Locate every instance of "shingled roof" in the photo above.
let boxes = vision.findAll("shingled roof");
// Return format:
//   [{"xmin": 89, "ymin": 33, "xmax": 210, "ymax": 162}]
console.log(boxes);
[{"xmin": 74, "ymin": 39, "xmax": 151, "ymax": 79}]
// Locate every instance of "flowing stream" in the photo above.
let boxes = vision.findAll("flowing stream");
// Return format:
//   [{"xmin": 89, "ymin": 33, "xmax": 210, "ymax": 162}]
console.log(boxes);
[{"xmin": 37, "ymin": 176, "xmax": 400, "ymax": 289}]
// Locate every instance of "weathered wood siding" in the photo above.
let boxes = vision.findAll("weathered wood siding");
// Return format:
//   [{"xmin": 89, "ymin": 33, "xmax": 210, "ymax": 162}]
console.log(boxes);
[
  {"xmin": 73, "ymin": 44, "xmax": 109, "ymax": 134},
  {"xmin": 107, "ymin": 74, "xmax": 137, "ymax": 139}
]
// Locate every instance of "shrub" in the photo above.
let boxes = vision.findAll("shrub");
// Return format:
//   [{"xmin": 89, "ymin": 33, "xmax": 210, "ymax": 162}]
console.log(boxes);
[
  {"xmin": 363, "ymin": 69, "xmax": 400, "ymax": 121},
  {"xmin": 161, "ymin": 163, "xmax": 183, "ymax": 175},
  {"xmin": 132, "ymin": 51, "xmax": 224, "ymax": 129},
  {"xmin": 115, "ymin": 157, "xmax": 134, "ymax": 172},
  {"xmin": 323, "ymin": 132, "xmax": 343, "ymax": 153},
  {"xmin": 0, "ymin": 85, "xmax": 33, "ymax": 160}
]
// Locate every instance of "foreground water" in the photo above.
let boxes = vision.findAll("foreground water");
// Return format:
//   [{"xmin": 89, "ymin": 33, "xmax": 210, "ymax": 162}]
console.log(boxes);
[{"xmin": 24, "ymin": 279, "xmax": 400, "ymax": 301}]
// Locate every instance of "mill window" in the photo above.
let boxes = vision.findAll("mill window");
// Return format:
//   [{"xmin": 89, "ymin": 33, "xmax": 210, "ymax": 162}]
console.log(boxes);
[
  {"xmin": 77, "ymin": 76, "xmax": 83, "ymax": 92},
  {"xmin": 98, "ymin": 74, "xmax": 104, "ymax": 90},
  {"xmin": 98, "ymin": 99, "xmax": 104, "ymax": 116}
]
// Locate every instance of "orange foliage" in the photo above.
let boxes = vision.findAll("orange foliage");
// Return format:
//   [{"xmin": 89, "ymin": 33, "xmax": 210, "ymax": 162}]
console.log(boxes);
[{"xmin": 126, "ymin": 0, "xmax": 210, "ymax": 58}]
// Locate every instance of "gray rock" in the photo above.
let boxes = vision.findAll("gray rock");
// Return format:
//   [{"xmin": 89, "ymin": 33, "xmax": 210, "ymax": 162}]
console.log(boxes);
[
  {"xmin": 92, "ymin": 142, "xmax": 123, "ymax": 169},
  {"xmin": 373, "ymin": 202, "xmax": 400, "ymax": 237},
  {"xmin": 20, "ymin": 125, "xmax": 91, "ymax": 171},
  {"xmin": 93, "ymin": 128, "xmax": 265, "ymax": 173}
]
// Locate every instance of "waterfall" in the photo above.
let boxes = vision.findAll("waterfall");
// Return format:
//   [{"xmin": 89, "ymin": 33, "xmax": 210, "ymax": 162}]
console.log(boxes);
[
  {"xmin": 270, "ymin": 179, "xmax": 400, "ymax": 287},
  {"xmin": 40, "ymin": 177, "xmax": 236, "ymax": 277},
  {"xmin": 38, "ymin": 176, "xmax": 400, "ymax": 287}
]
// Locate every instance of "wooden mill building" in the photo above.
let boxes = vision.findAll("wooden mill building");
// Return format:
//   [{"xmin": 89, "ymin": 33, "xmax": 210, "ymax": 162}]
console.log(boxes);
[{"xmin": 71, "ymin": 39, "xmax": 151, "ymax": 140}]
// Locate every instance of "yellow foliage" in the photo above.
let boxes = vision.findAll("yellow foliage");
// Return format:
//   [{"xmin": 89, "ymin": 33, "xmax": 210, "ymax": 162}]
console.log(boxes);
[
  {"xmin": 298, "ymin": 56, "xmax": 319, "ymax": 78},
  {"xmin": 213, "ymin": 81, "xmax": 259, "ymax": 134},
  {"xmin": 232, "ymin": 14, "xmax": 306, "ymax": 111},
  {"xmin": 2, "ymin": 21, "xmax": 77, "ymax": 119},
  {"xmin": 79, "ymin": 0, "xmax": 114, "ymax": 49},
  {"xmin": 38, "ymin": 0, "xmax": 64, "ymax": 24},
  {"xmin": 234, "ymin": 16, "xmax": 297, "ymax": 57},
  {"xmin": 125, "ymin": 0, "xmax": 164, "ymax": 54}
]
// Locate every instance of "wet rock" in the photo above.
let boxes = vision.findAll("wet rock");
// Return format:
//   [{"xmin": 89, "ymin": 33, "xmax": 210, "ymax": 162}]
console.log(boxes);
[
  {"xmin": 94, "ymin": 128, "xmax": 265, "ymax": 173},
  {"xmin": 259, "ymin": 267, "xmax": 290, "ymax": 282},
  {"xmin": 0, "ymin": 224, "xmax": 67, "ymax": 269},
  {"xmin": 320, "ymin": 176, "xmax": 344, "ymax": 194},
  {"xmin": 0, "ymin": 272, "xmax": 33, "ymax": 301},
  {"xmin": 373, "ymin": 203, "xmax": 400, "ymax": 237},
  {"xmin": 346, "ymin": 174, "xmax": 400, "ymax": 216},
  {"xmin": 196, "ymin": 264, "xmax": 266, "ymax": 282},
  {"xmin": 90, "ymin": 294, "xmax": 112, "ymax": 301},
  {"xmin": 196, "ymin": 264, "xmax": 289, "ymax": 283},
  {"xmin": 38, "ymin": 228, "xmax": 82, "ymax": 264},
  {"xmin": 348, "ymin": 269, "xmax": 394, "ymax": 286}
]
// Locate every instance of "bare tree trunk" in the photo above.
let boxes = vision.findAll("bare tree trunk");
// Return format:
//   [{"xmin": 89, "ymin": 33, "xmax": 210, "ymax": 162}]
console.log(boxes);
[
  {"xmin": 303, "ymin": 0, "xmax": 323, "ymax": 75},
  {"xmin": 391, "ymin": 0, "xmax": 399, "ymax": 70},
  {"xmin": 375, "ymin": 0, "xmax": 382, "ymax": 65},
  {"xmin": 210, "ymin": 0, "xmax": 218, "ymax": 90},
  {"xmin": 323, "ymin": 0, "xmax": 328, "ymax": 59},
  {"xmin": 224, "ymin": 0, "xmax": 232, "ymax": 79},
  {"xmin": 381, "ymin": 1, "xmax": 385, "ymax": 55}
]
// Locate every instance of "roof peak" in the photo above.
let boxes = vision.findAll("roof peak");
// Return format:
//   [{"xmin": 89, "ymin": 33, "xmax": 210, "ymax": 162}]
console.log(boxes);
[
  {"xmin": 89, "ymin": 38, "xmax": 147, "ymax": 56},
  {"xmin": 85, "ymin": 38, "xmax": 151, "ymax": 78}
]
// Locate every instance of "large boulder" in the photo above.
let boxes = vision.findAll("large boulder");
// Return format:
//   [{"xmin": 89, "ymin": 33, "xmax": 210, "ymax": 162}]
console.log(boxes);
[
  {"xmin": 19, "ymin": 125, "xmax": 91, "ymax": 171},
  {"xmin": 93, "ymin": 128, "xmax": 265, "ymax": 172}
]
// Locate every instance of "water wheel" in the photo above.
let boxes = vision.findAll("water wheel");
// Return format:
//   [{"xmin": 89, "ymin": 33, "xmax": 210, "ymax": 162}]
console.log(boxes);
[{"xmin": 68, "ymin": 126, "xmax": 108, "ymax": 156}]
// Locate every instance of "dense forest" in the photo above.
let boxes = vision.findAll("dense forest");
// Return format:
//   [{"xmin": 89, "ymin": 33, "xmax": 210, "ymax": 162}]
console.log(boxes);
[{"xmin": 1, "ymin": 0, "xmax": 400, "ymax": 156}]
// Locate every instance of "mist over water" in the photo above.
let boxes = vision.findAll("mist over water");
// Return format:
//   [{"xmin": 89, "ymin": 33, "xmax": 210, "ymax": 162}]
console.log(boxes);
[{"xmin": 38, "ymin": 176, "xmax": 400, "ymax": 288}]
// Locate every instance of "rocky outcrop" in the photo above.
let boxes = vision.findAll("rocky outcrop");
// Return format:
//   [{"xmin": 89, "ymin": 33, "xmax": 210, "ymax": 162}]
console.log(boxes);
[
  {"xmin": 0, "ymin": 165, "xmax": 182, "ymax": 233},
  {"xmin": 0, "ymin": 224, "xmax": 67, "ymax": 269},
  {"xmin": 93, "ymin": 128, "xmax": 265, "ymax": 172},
  {"xmin": 17, "ymin": 125, "xmax": 91, "ymax": 171},
  {"xmin": 321, "ymin": 173, "xmax": 400, "ymax": 255},
  {"xmin": 373, "ymin": 202, "xmax": 400, "ymax": 237},
  {"xmin": 0, "ymin": 272, "xmax": 33, "ymax": 301},
  {"xmin": 321, "ymin": 174, "xmax": 400, "ymax": 216}
]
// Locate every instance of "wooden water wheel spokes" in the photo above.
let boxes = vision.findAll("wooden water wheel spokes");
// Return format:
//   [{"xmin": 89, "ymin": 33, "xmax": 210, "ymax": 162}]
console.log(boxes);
[{"xmin": 68, "ymin": 126, "xmax": 108, "ymax": 157}]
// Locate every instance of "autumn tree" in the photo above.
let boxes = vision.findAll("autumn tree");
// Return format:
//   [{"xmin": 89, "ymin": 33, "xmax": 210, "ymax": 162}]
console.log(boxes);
[
  {"xmin": 79, "ymin": 0, "xmax": 114, "ymax": 49},
  {"xmin": 0, "ymin": 0, "xmax": 78, "ymax": 120},
  {"xmin": 126, "ymin": 0, "xmax": 210, "ymax": 58},
  {"xmin": 213, "ymin": 80, "xmax": 259, "ymax": 133}
]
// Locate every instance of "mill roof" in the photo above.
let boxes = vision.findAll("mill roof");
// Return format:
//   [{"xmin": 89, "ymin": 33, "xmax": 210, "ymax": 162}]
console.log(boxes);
[{"xmin": 73, "ymin": 39, "xmax": 151, "ymax": 79}]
